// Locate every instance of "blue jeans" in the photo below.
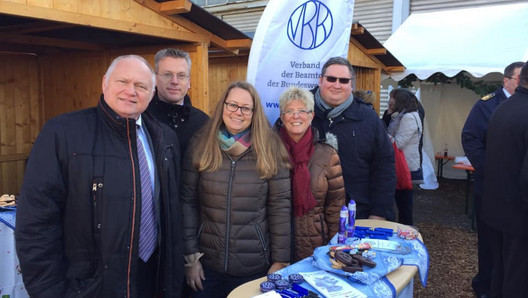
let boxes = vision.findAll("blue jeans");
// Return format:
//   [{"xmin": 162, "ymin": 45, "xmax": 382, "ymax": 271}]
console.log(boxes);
[{"xmin": 192, "ymin": 266, "xmax": 268, "ymax": 298}]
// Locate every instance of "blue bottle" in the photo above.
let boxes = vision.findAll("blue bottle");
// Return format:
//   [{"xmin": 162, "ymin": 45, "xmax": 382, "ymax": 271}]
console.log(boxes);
[
  {"xmin": 347, "ymin": 200, "xmax": 356, "ymax": 238},
  {"xmin": 338, "ymin": 205, "xmax": 348, "ymax": 244}
]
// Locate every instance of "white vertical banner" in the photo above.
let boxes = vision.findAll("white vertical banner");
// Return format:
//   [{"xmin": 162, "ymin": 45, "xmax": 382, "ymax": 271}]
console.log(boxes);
[{"xmin": 247, "ymin": 0, "xmax": 355, "ymax": 123}]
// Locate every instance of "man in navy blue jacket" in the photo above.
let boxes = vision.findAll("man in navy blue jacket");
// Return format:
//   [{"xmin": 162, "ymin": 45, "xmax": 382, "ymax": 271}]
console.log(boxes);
[
  {"xmin": 462, "ymin": 61, "xmax": 524, "ymax": 298},
  {"xmin": 311, "ymin": 57, "xmax": 395, "ymax": 220},
  {"xmin": 16, "ymin": 55, "xmax": 184, "ymax": 298}
]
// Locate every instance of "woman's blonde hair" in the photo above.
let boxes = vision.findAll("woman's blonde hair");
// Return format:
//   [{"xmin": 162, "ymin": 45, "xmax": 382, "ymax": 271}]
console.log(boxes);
[{"xmin": 193, "ymin": 81, "xmax": 290, "ymax": 179}]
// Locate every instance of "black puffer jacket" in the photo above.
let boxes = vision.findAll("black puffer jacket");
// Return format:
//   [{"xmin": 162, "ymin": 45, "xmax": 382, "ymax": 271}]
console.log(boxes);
[
  {"xmin": 16, "ymin": 96, "xmax": 184, "ymax": 298},
  {"xmin": 181, "ymin": 140, "xmax": 291, "ymax": 276}
]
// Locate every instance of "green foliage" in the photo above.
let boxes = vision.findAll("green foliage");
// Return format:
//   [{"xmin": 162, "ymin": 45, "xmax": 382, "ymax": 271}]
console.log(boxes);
[{"xmin": 397, "ymin": 72, "xmax": 500, "ymax": 97}]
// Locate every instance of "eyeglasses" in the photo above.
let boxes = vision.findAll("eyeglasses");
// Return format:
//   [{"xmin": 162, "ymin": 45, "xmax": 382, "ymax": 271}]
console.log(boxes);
[
  {"xmin": 505, "ymin": 76, "xmax": 518, "ymax": 80},
  {"xmin": 323, "ymin": 75, "xmax": 352, "ymax": 84},
  {"xmin": 282, "ymin": 109, "xmax": 312, "ymax": 117},
  {"xmin": 157, "ymin": 72, "xmax": 190, "ymax": 83},
  {"xmin": 224, "ymin": 102, "xmax": 254, "ymax": 115}
]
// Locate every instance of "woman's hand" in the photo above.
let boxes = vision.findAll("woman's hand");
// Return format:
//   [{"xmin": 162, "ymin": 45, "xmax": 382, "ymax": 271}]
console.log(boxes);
[
  {"xmin": 185, "ymin": 259, "xmax": 205, "ymax": 292},
  {"xmin": 268, "ymin": 262, "xmax": 289, "ymax": 274}
]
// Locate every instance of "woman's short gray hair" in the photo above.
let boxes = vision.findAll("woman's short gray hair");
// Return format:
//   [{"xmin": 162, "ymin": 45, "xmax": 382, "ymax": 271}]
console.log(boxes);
[{"xmin": 278, "ymin": 87, "xmax": 315, "ymax": 113}]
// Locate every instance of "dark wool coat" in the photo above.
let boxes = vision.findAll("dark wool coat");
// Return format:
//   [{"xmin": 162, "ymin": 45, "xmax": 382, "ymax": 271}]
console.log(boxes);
[
  {"xmin": 147, "ymin": 92, "xmax": 209, "ymax": 155},
  {"xmin": 16, "ymin": 96, "xmax": 184, "ymax": 298},
  {"xmin": 482, "ymin": 86, "xmax": 528, "ymax": 234}
]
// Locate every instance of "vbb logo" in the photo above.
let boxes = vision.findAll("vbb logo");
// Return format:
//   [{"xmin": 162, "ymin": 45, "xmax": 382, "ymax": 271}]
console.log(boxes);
[{"xmin": 287, "ymin": 0, "xmax": 333, "ymax": 50}]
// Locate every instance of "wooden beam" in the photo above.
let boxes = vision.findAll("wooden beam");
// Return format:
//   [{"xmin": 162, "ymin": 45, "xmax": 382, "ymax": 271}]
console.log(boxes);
[
  {"xmin": 160, "ymin": 0, "xmax": 192, "ymax": 15},
  {"xmin": 364, "ymin": 48, "xmax": 387, "ymax": 55},
  {"xmin": 0, "ymin": 32, "xmax": 106, "ymax": 51},
  {"xmin": 351, "ymin": 23, "xmax": 364, "ymax": 35},
  {"xmin": 385, "ymin": 66, "xmax": 406, "ymax": 73},
  {"xmin": 226, "ymin": 39, "xmax": 252, "ymax": 49},
  {"xmin": 0, "ymin": 21, "xmax": 77, "ymax": 34},
  {"xmin": 0, "ymin": 1, "xmax": 208, "ymax": 44},
  {"xmin": 135, "ymin": 0, "xmax": 251, "ymax": 55},
  {"xmin": 0, "ymin": 153, "xmax": 29, "ymax": 163}
]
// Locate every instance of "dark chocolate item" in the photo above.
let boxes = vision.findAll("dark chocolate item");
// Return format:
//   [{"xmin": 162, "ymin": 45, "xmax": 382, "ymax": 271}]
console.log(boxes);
[
  {"xmin": 335, "ymin": 250, "xmax": 354, "ymax": 266},
  {"xmin": 342, "ymin": 266, "xmax": 364, "ymax": 273},
  {"xmin": 352, "ymin": 253, "xmax": 377, "ymax": 268}
]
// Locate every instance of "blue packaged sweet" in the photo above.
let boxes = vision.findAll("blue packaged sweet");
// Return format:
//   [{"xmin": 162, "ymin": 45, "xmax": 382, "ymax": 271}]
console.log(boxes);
[
  {"xmin": 288, "ymin": 273, "xmax": 304, "ymax": 284},
  {"xmin": 274, "ymin": 279, "xmax": 290, "ymax": 290},
  {"xmin": 260, "ymin": 281, "xmax": 276, "ymax": 293},
  {"xmin": 267, "ymin": 273, "xmax": 282, "ymax": 282}
]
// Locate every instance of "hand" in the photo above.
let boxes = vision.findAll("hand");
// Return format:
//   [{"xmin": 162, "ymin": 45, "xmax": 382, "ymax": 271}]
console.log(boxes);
[
  {"xmin": 268, "ymin": 262, "xmax": 289, "ymax": 274},
  {"xmin": 368, "ymin": 215, "xmax": 386, "ymax": 220},
  {"xmin": 185, "ymin": 259, "xmax": 205, "ymax": 292}
]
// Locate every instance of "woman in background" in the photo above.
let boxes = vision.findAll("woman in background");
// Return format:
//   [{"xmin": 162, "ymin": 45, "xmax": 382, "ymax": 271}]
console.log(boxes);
[
  {"xmin": 387, "ymin": 88, "xmax": 423, "ymax": 225},
  {"xmin": 277, "ymin": 87, "xmax": 345, "ymax": 262},
  {"xmin": 181, "ymin": 81, "xmax": 292, "ymax": 297}
]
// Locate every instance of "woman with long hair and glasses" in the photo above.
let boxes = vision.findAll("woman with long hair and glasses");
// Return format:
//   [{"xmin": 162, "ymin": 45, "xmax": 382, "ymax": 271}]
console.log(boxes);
[{"xmin": 181, "ymin": 81, "xmax": 292, "ymax": 297}]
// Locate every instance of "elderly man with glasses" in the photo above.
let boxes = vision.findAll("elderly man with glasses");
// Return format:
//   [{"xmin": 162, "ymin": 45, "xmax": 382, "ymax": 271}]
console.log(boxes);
[
  {"xmin": 311, "ymin": 56, "xmax": 396, "ymax": 220},
  {"xmin": 147, "ymin": 48, "xmax": 209, "ymax": 155}
]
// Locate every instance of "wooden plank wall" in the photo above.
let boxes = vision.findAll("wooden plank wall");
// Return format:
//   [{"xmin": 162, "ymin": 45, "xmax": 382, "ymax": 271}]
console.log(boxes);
[
  {"xmin": 0, "ymin": 53, "xmax": 41, "ymax": 195},
  {"xmin": 208, "ymin": 56, "xmax": 248, "ymax": 115},
  {"xmin": 355, "ymin": 67, "xmax": 381, "ymax": 113}
]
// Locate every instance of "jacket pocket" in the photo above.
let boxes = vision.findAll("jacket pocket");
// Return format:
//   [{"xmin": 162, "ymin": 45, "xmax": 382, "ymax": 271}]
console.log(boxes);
[
  {"xmin": 255, "ymin": 225, "xmax": 271, "ymax": 266},
  {"xmin": 65, "ymin": 261, "xmax": 101, "ymax": 297}
]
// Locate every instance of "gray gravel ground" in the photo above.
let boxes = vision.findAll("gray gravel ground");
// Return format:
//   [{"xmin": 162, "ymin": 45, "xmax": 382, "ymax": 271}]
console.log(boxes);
[{"xmin": 410, "ymin": 178, "xmax": 477, "ymax": 297}]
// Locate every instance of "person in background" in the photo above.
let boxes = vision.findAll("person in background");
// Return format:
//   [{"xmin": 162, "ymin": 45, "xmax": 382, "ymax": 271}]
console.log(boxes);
[
  {"xmin": 353, "ymin": 90, "xmax": 376, "ymax": 109},
  {"xmin": 383, "ymin": 89, "xmax": 425, "ymax": 166},
  {"xmin": 311, "ymin": 56, "xmax": 395, "ymax": 220},
  {"xmin": 386, "ymin": 89, "xmax": 423, "ymax": 225},
  {"xmin": 481, "ymin": 61, "xmax": 528, "ymax": 297},
  {"xmin": 147, "ymin": 48, "xmax": 209, "ymax": 154},
  {"xmin": 16, "ymin": 55, "xmax": 184, "ymax": 297},
  {"xmin": 181, "ymin": 81, "xmax": 292, "ymax": 298},
  {"xmin": 461, "ymin": 61, "xmax": 525, "ymax": 298},
  {"xmin": 276, "ymin": 87, "xmax": 346, "ymax": 262}
]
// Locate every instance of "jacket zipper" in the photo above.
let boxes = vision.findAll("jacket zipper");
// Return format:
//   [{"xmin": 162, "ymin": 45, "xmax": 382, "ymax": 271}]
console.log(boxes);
[
  {"xmin": 125, "ymin": 120, "xmax": 137, "ymax": 298},
  {"xmin": 224, "ymin": 159, "xmax": 236, "ymax": 271},
  {"xmin": 223, "ymin": 150, "xmax": 251, "ymax": 271},
  {"xmin": 319, "ymin": 213, "xmax": 326, "ymax": 244}
]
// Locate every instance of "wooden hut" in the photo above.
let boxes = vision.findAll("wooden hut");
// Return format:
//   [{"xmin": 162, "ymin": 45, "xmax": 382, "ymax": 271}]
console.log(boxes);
[{"xmin": 0, "ymin": 0, "xmax": 252, "ymax": 194}]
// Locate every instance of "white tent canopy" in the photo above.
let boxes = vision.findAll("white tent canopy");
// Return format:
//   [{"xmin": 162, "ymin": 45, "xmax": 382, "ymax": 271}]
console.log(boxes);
[{"xmin": 383, "ymin": 3, "xmax": 528, "ymax": 81}]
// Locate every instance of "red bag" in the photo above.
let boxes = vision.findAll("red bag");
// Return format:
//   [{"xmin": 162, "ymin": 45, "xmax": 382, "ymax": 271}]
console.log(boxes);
[{"xmin": 393, "ymin": 142, "xmax": 412, "ymax": 190}]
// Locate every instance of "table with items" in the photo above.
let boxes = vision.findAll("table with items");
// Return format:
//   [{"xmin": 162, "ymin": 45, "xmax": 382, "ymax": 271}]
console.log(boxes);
[
  {"xmin": 0, "ymin": 197, "xmax": 30, "ymax": 298},
  {"xmin": 228, "ymin": 219, "xmax": 429, "ymax": 298}
]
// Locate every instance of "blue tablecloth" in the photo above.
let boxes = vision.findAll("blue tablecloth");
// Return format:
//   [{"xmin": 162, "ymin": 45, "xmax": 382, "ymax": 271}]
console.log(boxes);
[
  {"xmin": 275, "ymin": 231, "xmax": 429, "ymax": 298},
  {"xmin": 0, "ymin": 207, "xmax": 30, "ymax": 298},
  {"xmin": 0, "ymin": 207, "xmax": 16, "ymax": 230}
]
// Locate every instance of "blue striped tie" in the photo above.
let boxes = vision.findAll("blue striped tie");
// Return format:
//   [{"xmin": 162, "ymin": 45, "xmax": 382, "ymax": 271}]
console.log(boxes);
[{"xmin": 137, "ymin": 126, "xmax": 157, "ymax": 262}]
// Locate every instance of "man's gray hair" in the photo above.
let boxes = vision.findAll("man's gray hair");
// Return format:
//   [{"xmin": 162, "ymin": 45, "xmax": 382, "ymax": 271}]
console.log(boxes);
[{"xmin": 154, "ymin": 48, "xmax": 192, "ymax": 73}]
